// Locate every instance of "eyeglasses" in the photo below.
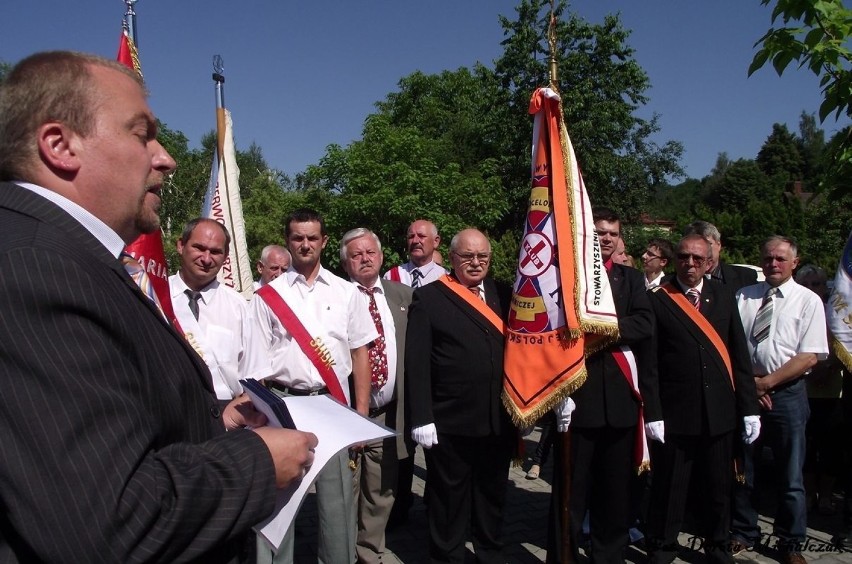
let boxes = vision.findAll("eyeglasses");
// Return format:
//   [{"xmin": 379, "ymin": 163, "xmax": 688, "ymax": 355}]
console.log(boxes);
[
  {"xmin": 643, "ymin": 251, "xmax": 662, "ymax": 260},
  {"xmin": 676, "ymin": 253, "xmax": 707, "ymax": 266},
  {"xmin": 453, "ymin": 252, "xmax": 491, "ymax": 264}
]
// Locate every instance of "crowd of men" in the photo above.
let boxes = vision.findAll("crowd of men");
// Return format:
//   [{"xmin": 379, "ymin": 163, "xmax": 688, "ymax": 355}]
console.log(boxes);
[{"xmin": 0, "ymin": 50, "xmax": 849, "ymax": 564}]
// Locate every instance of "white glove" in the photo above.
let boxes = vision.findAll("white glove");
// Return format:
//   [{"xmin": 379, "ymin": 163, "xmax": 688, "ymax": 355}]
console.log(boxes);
[
  {"xmin": 411, "ymin": 423, "xmax": 438, "ymax": 449},
  {"xmin": 644, "ymin": 420, "xmax": 665, "ymax": 444},
  {"xmin": 553, "ymin": 397, "xmax": 576, "ymax": 432},
  {"xmin": 742, "ymin": 415, "xmax": 761, "ymax": 445}
]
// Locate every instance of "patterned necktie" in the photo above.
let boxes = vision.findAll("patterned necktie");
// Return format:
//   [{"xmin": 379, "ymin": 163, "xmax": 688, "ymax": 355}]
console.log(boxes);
[
  {"xmin": 358, "ymin": 286, "xmax": 388, "ymax": 390},
  {"xmin": 121, "ymin": 253, "xmax": 165, "ymax": 317},
  {"xmin": 411, "ymin": 268, "xmax": 423, "ymax": 288},
  {"xmin": 470, "ymin": 285, "xmax": 484, "ymax": 301},
  {"xmin": 752, "ymin": 287, "xmax": 778, "ymax": 343},
  {"xmin": 185, "ymin": 289, "xmax": 202, "ymax": 320},
  {"xmin": 686, "ymin": 288, "xmax": 700, "ymax": 309}
]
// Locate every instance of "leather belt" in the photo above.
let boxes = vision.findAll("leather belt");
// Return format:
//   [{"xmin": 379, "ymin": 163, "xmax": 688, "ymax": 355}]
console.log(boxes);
[
  {"xmin": 369, "ymin": 400, "xmax": 396, "ymax": 418},
  {"xmin": 265, "ymin": 381, "xmax": 330, "ymax": 396}
]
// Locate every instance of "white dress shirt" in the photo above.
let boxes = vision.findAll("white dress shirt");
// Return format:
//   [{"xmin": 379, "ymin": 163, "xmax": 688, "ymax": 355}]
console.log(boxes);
[
  {"xmin": 352, "ymin": 279, "xmax": 398, "ymax": 409},
  {"xmin": 242, "ymin": 266, "xmax": 378, "ymax": 404},
  {"xmin": 645, "ymin": 271, "xmax": 665, "ymax": 289},
  {"xmin": 169, "ymin": 274, "xmax": 247, "ymax": 400},
  {"xmin": 736, "ymin": 278, "xmax": 829, "ymax": 375},
  {"xmin": 383, "ymin": 260, "xmax": 446, "ymax": 287}
]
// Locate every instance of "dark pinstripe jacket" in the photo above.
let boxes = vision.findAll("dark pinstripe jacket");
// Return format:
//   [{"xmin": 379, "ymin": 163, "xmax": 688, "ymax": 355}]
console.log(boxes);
[{"xmin": 0, "ymin": 182, "xmax": 275, "ymax": 563}]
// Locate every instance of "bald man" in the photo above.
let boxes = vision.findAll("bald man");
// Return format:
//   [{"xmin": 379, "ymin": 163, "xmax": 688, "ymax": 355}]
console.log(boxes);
[{"xmin": 406, "ymin": 228, "xmax": 514, "ymax": 563}]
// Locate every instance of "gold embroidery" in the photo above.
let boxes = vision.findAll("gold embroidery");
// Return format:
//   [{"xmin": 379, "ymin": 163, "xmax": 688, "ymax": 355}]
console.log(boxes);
[{"xmin": 310, "ymin": 337, "xmax": 336, "ymax": 368}]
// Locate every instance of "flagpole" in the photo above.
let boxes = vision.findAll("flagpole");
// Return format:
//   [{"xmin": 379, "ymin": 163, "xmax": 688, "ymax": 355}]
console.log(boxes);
[
  {"xmin": 123, "ymin": 0, "xmax": 138, "ymax": 45},
  {"xmin": 547, "ymin": 3, "xmax": 577, "ymax": 562},
  {"xmin": 213, "ymin": 55, "xmax": 227, "ymax": 160}
]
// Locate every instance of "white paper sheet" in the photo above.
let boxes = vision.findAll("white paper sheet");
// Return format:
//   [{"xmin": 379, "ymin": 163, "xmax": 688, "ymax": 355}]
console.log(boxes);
[{"xmin": 245, "ymin": 393, "xmax": 395, "ymax": 551}]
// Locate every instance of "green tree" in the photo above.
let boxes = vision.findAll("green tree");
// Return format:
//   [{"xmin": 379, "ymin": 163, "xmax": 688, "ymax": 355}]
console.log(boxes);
[
  {"xmin": 493, "ymin": 0, "xmax": 684, "ymax": 224},
  {"xmin": 756, "ymin": 123, "xmax": 805, "ymax": 182},
  {"xmin": 750, "ymin": 0, "xmax": 852, "ymax": 188}
]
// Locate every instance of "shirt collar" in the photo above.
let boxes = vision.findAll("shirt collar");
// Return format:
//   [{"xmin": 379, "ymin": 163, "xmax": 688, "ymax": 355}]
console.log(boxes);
[
  {"xmin": 285, "ymin": 264, "xmax": 332, "ymax": 287},
  {"xmin": 15, "ymin": 182, "xmax": 126, "ymax": 258},
  {"xmin": 676, "ymin": 277, "xmax": 704, "ymax": 294}
]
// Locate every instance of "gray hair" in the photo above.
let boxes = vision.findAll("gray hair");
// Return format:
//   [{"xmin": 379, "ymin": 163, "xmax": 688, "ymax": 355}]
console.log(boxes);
[
  {"xmin": 339, "ymin": 228, "xmax": 382, "ymax": 262},
  {"xmin": 682, "ymin": 220, "xmax": 721, "ymax": 244},
  {"xmin": 761, "ymin": 235, "xmax": 798, "ymax": 258},
  {"xmin": 260, "ymin": 244, "xmax": 290, "ymax": 264}
]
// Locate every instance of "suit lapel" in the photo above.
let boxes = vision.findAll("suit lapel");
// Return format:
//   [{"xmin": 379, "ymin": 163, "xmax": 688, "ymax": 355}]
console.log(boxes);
[{"xmin": 0, "ymin": 183, "xmax": 214, "ymax": 393}]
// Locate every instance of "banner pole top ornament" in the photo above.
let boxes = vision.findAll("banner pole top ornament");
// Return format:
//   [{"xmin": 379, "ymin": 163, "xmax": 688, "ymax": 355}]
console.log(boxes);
[
  {"xmin": 547, "ymin": 0, "xmax": 558, "ymax": 91},
  {"xmin": 213, "ymin": 55, "xmax": 225, "ymax": 84},
  {"xmin": 123, "ymin": 0, "xmax": 138, "ymax": 44}
]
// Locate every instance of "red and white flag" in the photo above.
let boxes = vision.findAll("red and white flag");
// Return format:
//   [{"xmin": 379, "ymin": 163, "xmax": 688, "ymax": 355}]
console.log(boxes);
[
  {"xmin": 502, "ymin": 87, "xmax": 618, "ymax": 427},
  {"xmin": 201, "ymin": 108, "xmax": 254, "ymax": 299},
  {"xmin": 117, "ymin": 29, "xmax": 178, "ymax": 324}
]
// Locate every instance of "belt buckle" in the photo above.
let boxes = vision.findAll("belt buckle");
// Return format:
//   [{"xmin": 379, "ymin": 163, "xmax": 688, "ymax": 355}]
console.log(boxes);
[{"xmin": 308, "ymin": 389, "xmax": 320, "ymax": 396}]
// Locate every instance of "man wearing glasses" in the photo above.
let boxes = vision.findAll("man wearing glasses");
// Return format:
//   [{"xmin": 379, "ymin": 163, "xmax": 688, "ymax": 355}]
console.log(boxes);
[
  {"xmin": 644, "ymin": 234, "xmax": 759, "ymax": 564},
  {"xmin": 683, "ymin": 221, "xmax": 758, "ymax": 291},
  {"xmin": 405, "ymin": 228, "xmax": 513, "ymax": 563},
  {"xmin": 642, "ymin": 238, "xmax": 674, "ymax": 289}
]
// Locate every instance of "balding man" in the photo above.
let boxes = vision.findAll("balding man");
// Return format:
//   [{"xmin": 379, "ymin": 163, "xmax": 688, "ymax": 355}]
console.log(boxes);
[
  {"xmin": 730, "ymin": 236, "xmax": 829, "ymax": 564},
  {"xmin": 384, "ymin": 219, "xmax": 446, "ymax": 288},
  {"xmin": 683, "ymin": 221, "xmax": 757, "ymax": 291},
  {"xmin": 0, "ymin": 51, "xmax": 315, "ymax": 563},
  {"xmin": 170, "ymin": 217, "xmax": 247, "ymax": 407},
  {"xmin": 644, "ymin": 235, "xmax": 759, "ymax": 564},
  {"xmin": 255, "ymin": 244, "xmax": 290, "ymax": 288},
  {"xmin": 406, "ymin": 228, "xmax": 514, "ymax": 563}
]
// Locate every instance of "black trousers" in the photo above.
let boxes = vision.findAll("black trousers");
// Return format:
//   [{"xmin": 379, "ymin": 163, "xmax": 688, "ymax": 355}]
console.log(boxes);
[
  {"xmin": 423, "ymin": 432, "xmax": 512, "ymax": 564},
  {"xmin": 573, "ymin": 426, "xmax": 635, "ymax": 564},
  {"xmin": 646, "ymin": 432, "xmax": 734, "ymax": 564}
]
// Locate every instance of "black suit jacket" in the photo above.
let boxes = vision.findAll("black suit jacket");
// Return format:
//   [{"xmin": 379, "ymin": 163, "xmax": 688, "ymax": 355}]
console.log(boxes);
[
  {"xmin": 571, "ymin": 264, "xmax": 654, "ymax": 428},
  {"xmin": 379, "ymin": 279, "xmax": 414, "ymax": 458},
  {"xmin": 644, "ymin": 279, "xmax": 758, "ymax": 437},
  {"xmin": 715, "ymin": 262, "xmax": 759, "ymax": 292},
  {"xmin": 405, "ymin": 276, "xmax": 511, "ymax": 437},
  {"xmin": 0, "ymin": 183, "xmax": 275, "ymax": 563}
]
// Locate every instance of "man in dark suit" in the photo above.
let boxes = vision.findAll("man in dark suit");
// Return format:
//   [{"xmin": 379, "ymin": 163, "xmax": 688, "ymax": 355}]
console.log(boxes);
[
  {"xmin": 555, "ymin": 208, "xmax": 653, "ymax": 563},
  {"xmin": 643, "ymin": 235, "xmax": 760, "ymax": 564},
  {"xmin": 683, "ymin": 221, "xmax": 758, "ymax": 291},
  {"xmin": 0, "ymin": 51, "xmax": 317, "ymax": 563},
  {"xmin": 406, "ymin": 228, "xmax": 513, "ymax": 563},
  {"xmin": 340, "ymin": 227, "xmax": 414, "ymax": 564}
]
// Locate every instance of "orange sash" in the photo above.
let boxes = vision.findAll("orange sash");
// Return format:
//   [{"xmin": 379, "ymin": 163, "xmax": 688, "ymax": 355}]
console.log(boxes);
[
  {"xmin": 658, "ymin": 282, "xmax": 734, "ymax": 388},
  {"xmin": 437, "ymin": 275, "xmax": 506, "ymax": 335}
]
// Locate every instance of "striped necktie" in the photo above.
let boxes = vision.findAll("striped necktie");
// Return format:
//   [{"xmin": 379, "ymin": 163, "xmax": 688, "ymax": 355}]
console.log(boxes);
[
  {"xmin": 752, "ymin": 287, "xmax": 778, "ymax": 343},
  {"xmin": 686, "ymin": 288, "xmax": 700, "ymax": 309},
  {"xmin": 411, "ymin": 268, "xmax": 423, "ymax": 288},
  {"xmin": 121, "ymin": 252, "xmax": 165, "ymax": 318}
]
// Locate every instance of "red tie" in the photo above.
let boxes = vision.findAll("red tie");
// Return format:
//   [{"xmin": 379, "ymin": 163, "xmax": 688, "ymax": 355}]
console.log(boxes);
[{"xmin": 358, "ymin": 286, "xmax": 388, "ymax": 390}]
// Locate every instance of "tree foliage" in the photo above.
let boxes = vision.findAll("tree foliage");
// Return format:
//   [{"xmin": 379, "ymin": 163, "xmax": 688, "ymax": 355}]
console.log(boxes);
[{"xmin": 750, "ymin": 0, "xmax": 852, "ymax": 189}]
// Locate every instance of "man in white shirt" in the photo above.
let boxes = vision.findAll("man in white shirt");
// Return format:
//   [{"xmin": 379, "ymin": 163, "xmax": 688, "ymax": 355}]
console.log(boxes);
[
  {"xmin": 170, "ymin": 218, "xmax": 247, "ymax": 406},
  {"xmin": 243, "ymin": 208, "xmax": 377, "ymax": 564},
  {"xmin": 255, "ymin": 244, "xmax": 290, "ymax": 288},
  {"xmin": 730, "ymin": 236, "xmax": 829, "ymax": 564},
  {"xmin": 383, "ymin": 219, "xmax": 446, "ymax": 287},
  {"xmin": 340, "ymin": 227, "xmax": 413, "ymax": 564}
]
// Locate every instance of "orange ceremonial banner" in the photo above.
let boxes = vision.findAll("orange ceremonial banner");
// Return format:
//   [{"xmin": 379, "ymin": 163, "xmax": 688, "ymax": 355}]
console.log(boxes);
[{"xmin": 502, "ymin": 88, "xmax": 618, "ymax": 427}]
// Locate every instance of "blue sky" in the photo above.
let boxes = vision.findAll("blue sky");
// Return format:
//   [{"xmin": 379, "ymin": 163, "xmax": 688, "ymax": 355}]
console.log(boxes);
[{"xmin": 2, "ymin": 1, "xmax": 846, "ymax": 182}]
